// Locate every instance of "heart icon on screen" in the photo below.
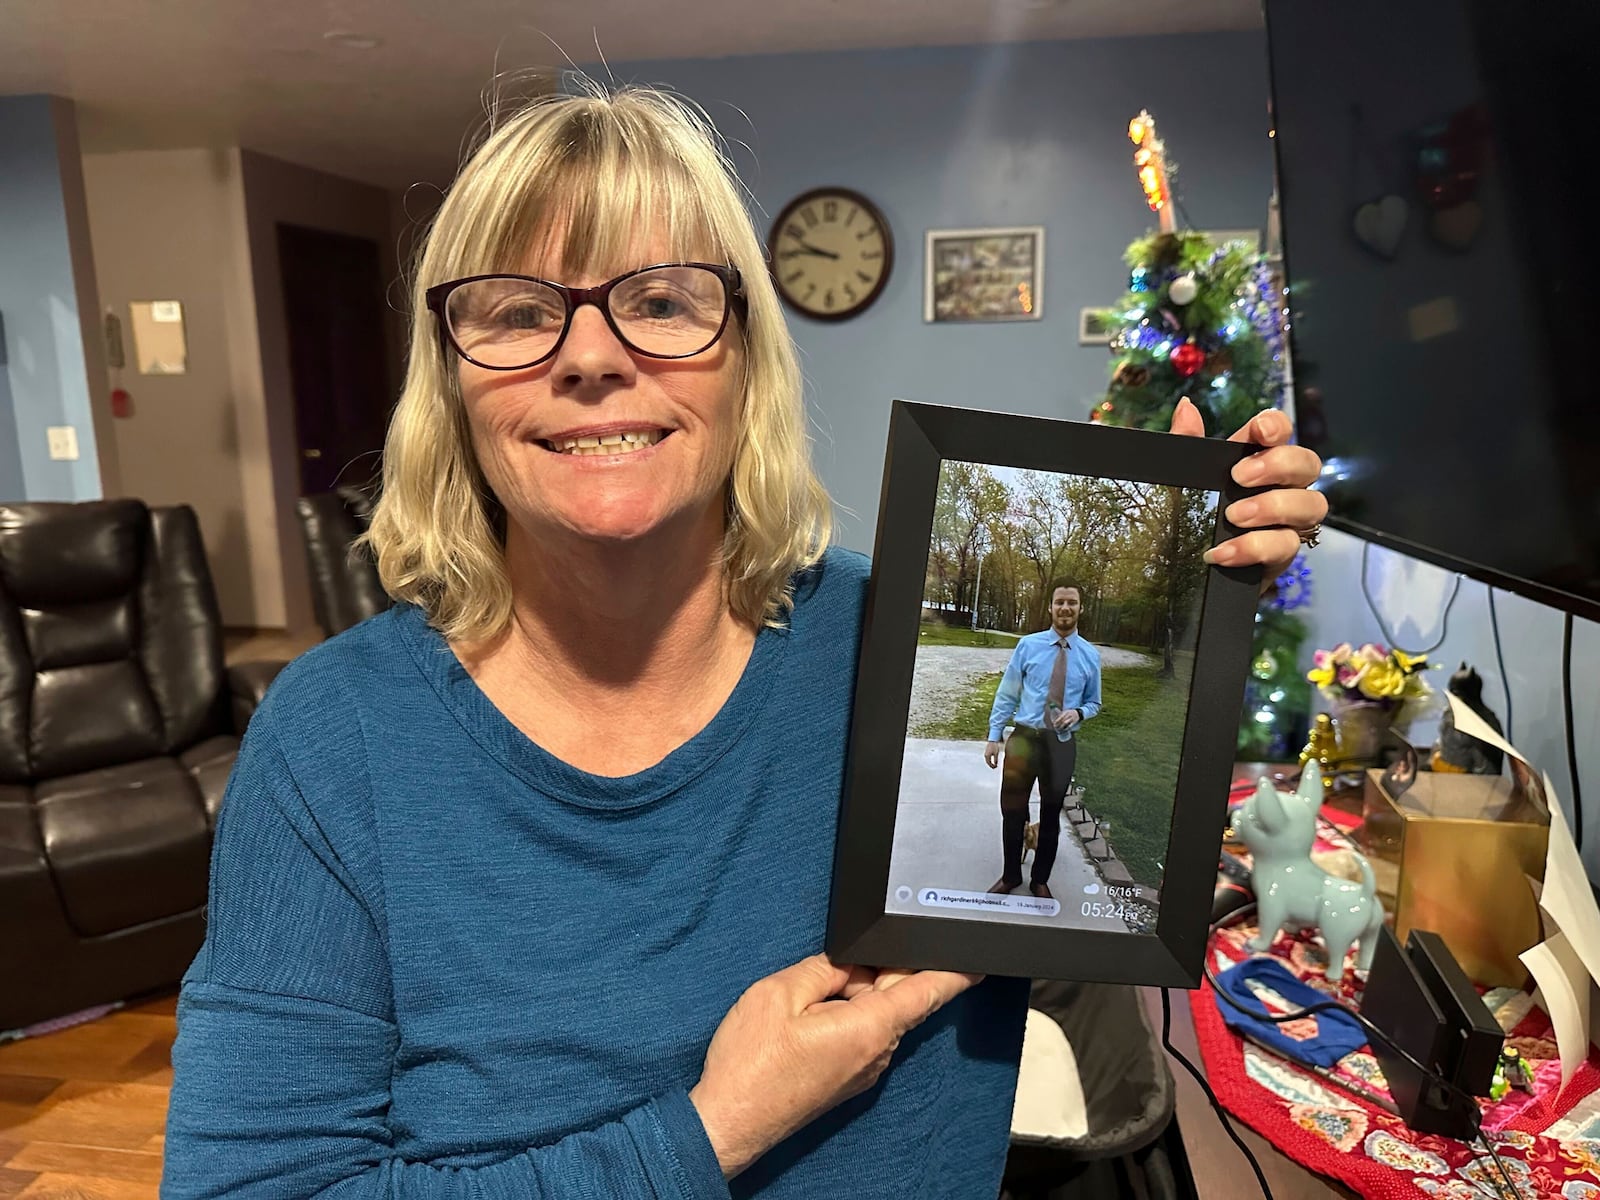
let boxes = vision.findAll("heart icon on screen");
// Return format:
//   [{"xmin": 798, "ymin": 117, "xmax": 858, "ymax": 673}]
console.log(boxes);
[
  {"xmin": 1352, "ymin": 195, "xmax": 1407, "ymax": 260},
  {"xmin": 1083, "ymin": 883, "xmax": 1101, "ymax": 895}
]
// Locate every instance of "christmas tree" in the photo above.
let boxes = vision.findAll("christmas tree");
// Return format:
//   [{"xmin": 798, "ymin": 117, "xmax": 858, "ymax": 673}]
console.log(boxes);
[
  {"xmin": 1090, "ymin": 113, "xmax": 1289, "ymax": 436},
  {"xmin": 1088, "ymin": 111, "xmax": 1311, "ymax": 758},
  {"xmin": 1238, "ymin": 555, "xmax": 1315, "ymax": 761}
]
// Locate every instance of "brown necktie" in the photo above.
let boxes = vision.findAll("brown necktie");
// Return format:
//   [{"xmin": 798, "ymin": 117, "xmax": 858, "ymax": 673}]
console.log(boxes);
[{"xmin": 1047, "ymin": 638, "xmax": 1068, "ymax": 718}]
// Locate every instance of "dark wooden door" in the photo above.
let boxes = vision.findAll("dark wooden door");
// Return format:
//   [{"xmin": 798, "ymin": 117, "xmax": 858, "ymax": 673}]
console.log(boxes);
[{"xmin": 277, "ymin": 223, "xmax": 392, "ymax": 496}]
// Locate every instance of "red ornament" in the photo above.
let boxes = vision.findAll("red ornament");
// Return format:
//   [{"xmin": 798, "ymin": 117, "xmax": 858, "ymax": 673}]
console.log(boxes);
[{"xmin": 1170, "ymin": 342, "xmax": 1206, "ymax": 378}]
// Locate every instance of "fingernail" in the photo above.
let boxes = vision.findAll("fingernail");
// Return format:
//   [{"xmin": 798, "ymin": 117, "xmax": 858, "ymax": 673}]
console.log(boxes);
[
  {"xmin": 1229, "ymin": 500, "xmax": 1259, "ymax": 525},
  {"xmin": 1204, "ymin": 544, "xmax": 1238, "ymax": 566},
  {"xmin": 1234, "ymin": 459, "xmax": 1264, "ymax": 484}
]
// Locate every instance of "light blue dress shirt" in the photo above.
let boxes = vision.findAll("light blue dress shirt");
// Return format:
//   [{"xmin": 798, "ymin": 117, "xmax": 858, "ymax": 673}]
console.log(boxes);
[{"xmin": 987, "ymin": 628, "xmax": 1103, "ymax": 743}]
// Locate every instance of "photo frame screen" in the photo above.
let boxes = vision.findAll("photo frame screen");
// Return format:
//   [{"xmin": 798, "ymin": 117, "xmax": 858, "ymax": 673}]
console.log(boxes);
[
  {"xmin": 826, "ymin": 402, "xmax": 1262, "ymax": 986},
  {"xmin": 886, "ymin": 461, "xmax": 1217, "ymax": 935}
]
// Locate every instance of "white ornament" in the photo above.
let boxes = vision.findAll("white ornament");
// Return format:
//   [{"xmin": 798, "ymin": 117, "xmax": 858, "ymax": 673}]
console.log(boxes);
[{"xmin": 1168, "ymin": 273, "xmax": 1199, "ymax": 306}]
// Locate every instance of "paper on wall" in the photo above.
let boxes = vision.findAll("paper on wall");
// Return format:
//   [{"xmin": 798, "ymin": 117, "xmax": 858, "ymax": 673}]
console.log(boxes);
[{"xmin": 1445, "ymin": 693, "xmax": 1600, "ymax": 1097}]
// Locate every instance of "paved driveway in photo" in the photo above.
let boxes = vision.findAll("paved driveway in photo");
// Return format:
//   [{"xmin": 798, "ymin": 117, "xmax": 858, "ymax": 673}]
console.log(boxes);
[{"xmin": 883, "ymin": 737, "xmax": 1132, "ymax": 934}]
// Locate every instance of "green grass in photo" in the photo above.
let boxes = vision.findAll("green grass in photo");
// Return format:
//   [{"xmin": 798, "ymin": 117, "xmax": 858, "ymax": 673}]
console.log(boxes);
[
  {"xmin": 915, "ymin": 622, "xmax": 1021, "ymax": 649},
  {"xmin": 916, "ymin": 670, "xmax": 1006, "ymax": 742},
  {"xmin": 917, "ymin": 652, "xmax": 1193, "ymax": 890}
]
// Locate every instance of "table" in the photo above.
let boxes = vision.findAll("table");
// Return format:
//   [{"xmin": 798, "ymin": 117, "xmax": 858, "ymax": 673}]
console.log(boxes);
[{"xmin": 1169, "ymin": 766, "xmax": 1600, "ymax": 1200}]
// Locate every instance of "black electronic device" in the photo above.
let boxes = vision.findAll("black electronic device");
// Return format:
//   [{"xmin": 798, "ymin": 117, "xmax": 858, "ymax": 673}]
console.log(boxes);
[
  {"xmin": 1361, "ymin": 925, "xmax": 1503, "ymax": 1138},
  {"xmin": 1264, "ymin": 0, "xmax": 1600, "ymax": 621},
  {"xmin": 1408, "ymin": 929, "xmax": 1505, "ymax": 1097}
]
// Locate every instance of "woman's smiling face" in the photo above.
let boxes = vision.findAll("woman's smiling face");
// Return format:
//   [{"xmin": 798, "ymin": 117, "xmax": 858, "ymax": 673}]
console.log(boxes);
[{"xmin": 456, "ymin": 239, "xmax": 746, "ymax": 549}]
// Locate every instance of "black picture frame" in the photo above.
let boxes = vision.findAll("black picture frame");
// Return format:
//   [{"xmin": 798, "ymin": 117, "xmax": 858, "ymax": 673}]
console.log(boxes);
[{"xmin": 826, "ymin": 401, "xmax": 1265, "ymax": 986}]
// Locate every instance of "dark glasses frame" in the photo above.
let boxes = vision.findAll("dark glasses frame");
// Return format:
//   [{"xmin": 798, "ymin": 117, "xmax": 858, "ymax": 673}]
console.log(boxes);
[{"xmin": 424, "ymin": 262, "xmax": 747, "ymax": 372}]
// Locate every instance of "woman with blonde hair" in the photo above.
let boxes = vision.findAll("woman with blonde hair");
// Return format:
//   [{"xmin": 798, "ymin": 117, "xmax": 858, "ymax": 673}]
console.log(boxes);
[{"xmin": 162, "ymin": 83, "xmax": 1326, "ymax": 1198}]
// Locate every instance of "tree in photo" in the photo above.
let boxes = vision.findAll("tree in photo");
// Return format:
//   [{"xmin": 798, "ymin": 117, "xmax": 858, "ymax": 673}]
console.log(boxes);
[
  {"xmin": 923, "ymin": 466, "xmax": 1213, "ymax": 672},
  {"xmin": 1096, "ymin": 480, "xmax": 1212, "ymax": 677},
  {"xmin": 1140, "ymin": 484, "xmax": 1214, "ymax": 678},
  {"xmin": 1013, "ymin": 473, "xmax": 1083, "ymax": 603},
  {"xmin": 925, "ymin": 462, "xmax": 1009, "ymax": 624},
  {"xmin": 974, "ymin": 517, "xmax": 1029, "ymax": 633}
]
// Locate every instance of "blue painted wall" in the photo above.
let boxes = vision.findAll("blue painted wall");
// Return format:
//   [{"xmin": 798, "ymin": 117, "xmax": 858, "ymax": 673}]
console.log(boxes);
[
  {"xmin": 0, "ymin": 95, "xmax": 104, "ymax": 501},
  {"xmin": 610, "ymin": 34, "xmax": 1275, "ymax": 548}
]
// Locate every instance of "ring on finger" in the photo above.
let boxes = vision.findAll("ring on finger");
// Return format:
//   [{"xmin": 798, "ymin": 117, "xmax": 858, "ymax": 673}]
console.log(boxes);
[{"xmin": 1296, "ymin": 522, "xmax": 1323, "ymax": 549}]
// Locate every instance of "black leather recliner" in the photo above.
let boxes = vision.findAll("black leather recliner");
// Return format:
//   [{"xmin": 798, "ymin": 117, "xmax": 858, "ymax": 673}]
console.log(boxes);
[
  {"xmin": 0, "ymin": 499, "xmax": 284, "ymax": 1031},
  {"xmin": 295, "ymin": 487, "xmax": 391, "ymax": 638}
]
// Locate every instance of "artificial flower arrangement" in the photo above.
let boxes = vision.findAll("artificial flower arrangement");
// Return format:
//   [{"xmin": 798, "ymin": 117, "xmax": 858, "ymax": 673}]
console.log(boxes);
[{"xmin": 1307, "ymin": 643, "xmax": 1433, "ymax": 709}]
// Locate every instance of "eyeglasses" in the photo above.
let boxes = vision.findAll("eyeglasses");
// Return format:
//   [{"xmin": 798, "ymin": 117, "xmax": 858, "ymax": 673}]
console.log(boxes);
[{"xmin": 425, "ymin": 262, "xmax": 746, "ymax": 371}]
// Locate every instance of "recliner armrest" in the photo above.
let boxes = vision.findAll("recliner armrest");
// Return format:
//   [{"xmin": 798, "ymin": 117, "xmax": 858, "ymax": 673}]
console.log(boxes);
[{"xmin": 228, "ymin": 660, "xmax": 288, "ymax": 734}]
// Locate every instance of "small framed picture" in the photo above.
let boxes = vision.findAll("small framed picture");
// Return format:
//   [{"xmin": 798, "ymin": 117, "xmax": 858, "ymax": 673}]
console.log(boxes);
[
  {"xmin": 924, "ymin": 226, "xmax": 1044, "ymax": 323},
  {"xmin": 826, "ymin": 402, "xmax": 1264, "ymax": 986},
  {"xmin": 1078, "ymin": 307, "xmax": 1115, "ymax": 345}
]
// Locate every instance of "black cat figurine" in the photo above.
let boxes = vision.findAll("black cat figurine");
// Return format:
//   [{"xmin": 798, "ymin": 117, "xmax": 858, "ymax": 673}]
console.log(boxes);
[{"xmin": 1430, "ymin": 662, "xmax": 1504, "ymax": 775}]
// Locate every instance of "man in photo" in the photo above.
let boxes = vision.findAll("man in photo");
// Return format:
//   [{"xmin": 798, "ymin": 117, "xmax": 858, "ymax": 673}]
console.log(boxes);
[{"xmin": 983, "ymin": 583, "xmax": 1103, "ymax": 900}]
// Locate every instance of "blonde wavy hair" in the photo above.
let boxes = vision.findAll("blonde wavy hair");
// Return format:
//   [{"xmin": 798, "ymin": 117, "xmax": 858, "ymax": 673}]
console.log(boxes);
[{"xmin": 363, "ymin": 82, "xmax": 831, "ymax": 642}]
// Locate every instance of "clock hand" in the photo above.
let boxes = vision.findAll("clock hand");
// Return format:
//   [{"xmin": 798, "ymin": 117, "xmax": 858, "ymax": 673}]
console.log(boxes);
[{"xmin": 779, "ymin": 242, "xmax": 841, "ymax": 261}]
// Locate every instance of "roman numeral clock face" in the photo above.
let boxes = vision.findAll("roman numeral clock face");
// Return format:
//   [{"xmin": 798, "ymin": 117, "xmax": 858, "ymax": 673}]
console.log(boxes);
[{"xmin": 768, "ymin": 188, "xmax": 893, "ymax": 321}]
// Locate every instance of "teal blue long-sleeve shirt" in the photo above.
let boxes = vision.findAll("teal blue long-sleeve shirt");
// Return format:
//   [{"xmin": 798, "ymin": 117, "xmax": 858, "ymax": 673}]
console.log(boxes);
[
  {"xmin": 986, "ymin": 629, "xmax": 1103, "ymax": 742},
  {"xmin": 161, "ymin": 547, "xmax": 1028, "ymax": 1199}
]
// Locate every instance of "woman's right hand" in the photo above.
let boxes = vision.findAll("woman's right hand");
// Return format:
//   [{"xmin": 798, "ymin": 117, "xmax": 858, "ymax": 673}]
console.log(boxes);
[{"xmin": 688, "ymin": 955, "xmax": 980, "ymax": 1178}]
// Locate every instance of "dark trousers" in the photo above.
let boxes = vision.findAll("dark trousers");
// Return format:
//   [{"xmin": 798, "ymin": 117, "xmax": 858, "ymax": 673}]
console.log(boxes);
[{"xmin": 999, "ymin": 726, "xmax": 1079, "ymax": 887}]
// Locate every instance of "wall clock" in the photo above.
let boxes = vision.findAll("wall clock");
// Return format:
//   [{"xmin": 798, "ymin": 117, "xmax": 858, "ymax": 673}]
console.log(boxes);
[{"xmin": 767, "ymin": 187, "xmax": 893, "ymax": 321}]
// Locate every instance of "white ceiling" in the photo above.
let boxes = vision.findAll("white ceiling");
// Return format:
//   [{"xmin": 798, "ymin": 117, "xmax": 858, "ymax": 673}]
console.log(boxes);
[{"xmin": 2, "ymin": 0, "xmax": 1261, "ymax": 190}]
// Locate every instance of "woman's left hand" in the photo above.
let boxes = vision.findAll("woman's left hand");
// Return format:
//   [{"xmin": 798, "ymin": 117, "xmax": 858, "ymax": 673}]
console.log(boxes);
[{"xmin": 1170, "ymin": 398, "xmax": 1328, "ymax": 582}]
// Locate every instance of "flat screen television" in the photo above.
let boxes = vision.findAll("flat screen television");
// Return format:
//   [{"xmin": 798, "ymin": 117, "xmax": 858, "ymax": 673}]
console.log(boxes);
[{"xmin": 1264, "ymin": 0, "xmax": 1600, "ymax": 622}]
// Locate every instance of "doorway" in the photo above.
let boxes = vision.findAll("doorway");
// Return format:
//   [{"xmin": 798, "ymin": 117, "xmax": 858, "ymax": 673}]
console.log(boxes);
[{"xmin": 276, "ymin": 223, "xmax": 393, "ymax": 496}]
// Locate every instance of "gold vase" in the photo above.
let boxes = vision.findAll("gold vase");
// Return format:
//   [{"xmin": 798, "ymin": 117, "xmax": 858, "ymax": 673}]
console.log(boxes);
[{"xmin": 1331, "ymin": 700, "xmax": 1393, "ymax": 763}]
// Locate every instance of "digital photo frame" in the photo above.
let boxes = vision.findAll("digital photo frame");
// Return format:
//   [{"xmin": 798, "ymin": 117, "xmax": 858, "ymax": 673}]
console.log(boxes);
[{"xmin": 826, "ymin": 402, "xmax": 1265, "ymax": 985}]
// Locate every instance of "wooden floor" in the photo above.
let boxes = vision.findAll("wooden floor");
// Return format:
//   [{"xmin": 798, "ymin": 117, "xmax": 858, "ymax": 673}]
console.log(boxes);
[
  {"xmin": 0, "ymin": 993, "xmax": 176, "ymax": 1199},
  {"xmin": 0, "ymin": 987, "xmax": 1348, "ymax": 1200}
]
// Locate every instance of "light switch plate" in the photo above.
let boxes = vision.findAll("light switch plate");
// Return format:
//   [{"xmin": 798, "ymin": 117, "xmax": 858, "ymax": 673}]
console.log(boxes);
[{"xmin": 47, "ymin": 426, "xmax": 79, "ymax": 461}]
